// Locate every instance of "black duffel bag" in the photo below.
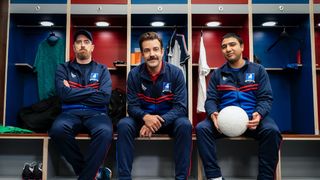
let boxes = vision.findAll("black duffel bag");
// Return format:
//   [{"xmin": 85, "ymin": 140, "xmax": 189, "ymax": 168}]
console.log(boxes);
[
  {"xmin": 18, "ymin": 96, "xmax": 61, "ymax": 133},
  {"xmin": 108, "ymin": 88, "xmax": 126, "ymax": 128}
]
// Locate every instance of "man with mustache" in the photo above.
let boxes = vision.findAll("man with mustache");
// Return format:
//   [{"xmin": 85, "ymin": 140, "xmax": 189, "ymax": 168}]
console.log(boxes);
[
  {"xmin": 49, "ymin": 29, "xmax": 113, "ymax": 180},
  {"xmin": 116, "ymin": 32, "xmax": 192, "ymax": 180},
  {"xmin": 196, "ymin": 33, "xmax": 282, "ymax": 180}
]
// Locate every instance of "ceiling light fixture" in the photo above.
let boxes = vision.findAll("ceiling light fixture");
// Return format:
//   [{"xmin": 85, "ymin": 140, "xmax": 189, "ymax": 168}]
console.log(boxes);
[
  {"xmin": 95, "ymin": 21, "xmax": 110, "ymax": 27},
  {"xmin": 40, "ymin": 21, "xmax": 54, "ymax": 27},
  {"xmin": 150, "ymin": 21, "xmax": 165, "ymax": 27},
  {"xmin": 206, "ymin": 21, "xmax": 221, "ymax": 27},
  {"xmin": 262, "ymin": 21, "xmax": 277, "ymax": 27}
]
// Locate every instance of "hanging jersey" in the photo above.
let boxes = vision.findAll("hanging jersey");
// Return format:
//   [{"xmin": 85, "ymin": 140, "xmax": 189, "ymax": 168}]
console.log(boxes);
[
  {"xmin": 167, "ymin": 33, "xmax": 190, "ymax": 81},
  {"xmin": 34, "ymin": 37, "xmax": 65, "ymax": 100},
  {"xmin": 197, "ymin": 35, "xmax": 210, "ymax": 112}
]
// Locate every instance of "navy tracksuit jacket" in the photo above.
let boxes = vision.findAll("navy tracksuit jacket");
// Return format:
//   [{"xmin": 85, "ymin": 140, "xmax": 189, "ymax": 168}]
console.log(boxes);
[
  {"xmin": 49, "ymin": 60, "xmax": 113, "ymax": 180},
  {"xmin": 196, "ymin": 60, "xmax": 282, "ymax": 179},
  {"xmin": 117, "ymin": 61, "xmax": 192, "ymax": 180}
]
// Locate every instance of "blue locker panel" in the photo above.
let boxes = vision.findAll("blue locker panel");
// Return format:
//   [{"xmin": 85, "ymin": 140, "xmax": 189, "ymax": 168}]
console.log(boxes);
[
  {"xmin": 268, "ymin": 70, "xmax": 314, "ymax": 134},
  {"xmin": 6, "ymin": 14, "xmax": 66, "ymax": 126},
  {"xmin": 253, "ymin": 14, "xmax": 314, "ymax": 134},
  {"xmin": 290, "ymin": 19, "xmax": 314, "ymax": 134},
  {"xmin": 253, "ymin": 14, "xmax": 308, "ymax": 68},
  {"xmin": 252, "ymin": 0, "xmax": 308, "ymax": 3},
  {"xmin": 11, "ymin": 0, "xmax": 66, "ymax": 3},
  {"xmin": 132, "ymin": 0, "xmax": 187, "ymax": 4},
  {"xmin": 253, "ymin": 28, "xmax": 302, "ymax": 68},
  {"xmin": 268, "ymin": 72, "xmax": 292, "ymax": 132}
]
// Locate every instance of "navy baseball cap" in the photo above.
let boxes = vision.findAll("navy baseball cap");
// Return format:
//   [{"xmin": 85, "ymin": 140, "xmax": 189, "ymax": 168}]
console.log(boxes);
[{"xmin": 73, "ymin": 29, "xmax": 93, "ymax": 42}]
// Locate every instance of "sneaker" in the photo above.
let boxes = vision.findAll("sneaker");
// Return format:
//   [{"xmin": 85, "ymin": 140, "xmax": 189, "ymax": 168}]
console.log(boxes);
[
  {"xmin": 22, "ymin": 162, "xmax": 36, "ymax": 180},
  {"xmin": 96, "ymin": 167, "xmax": 112, "ymax": 180},
  {"xmin": 208, "ymin": 177, "xmax": 225, "ymax": 180},
  {"xmin": 33, "ymin": 162, "xmax": 43, "ymax": 179}
]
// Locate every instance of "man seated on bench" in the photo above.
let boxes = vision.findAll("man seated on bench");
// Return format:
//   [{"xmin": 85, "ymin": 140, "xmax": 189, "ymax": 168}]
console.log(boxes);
[
  {"xmin": 116, "ymin": 32, "xmax": 192, "ymax": 180},
  {"xmin": 49, "ymin": 29, "xmax": 113, "ymax": 180},
  {"xmin": 196, "ymin": 33, "xmax": 282, "ymax": 180}
]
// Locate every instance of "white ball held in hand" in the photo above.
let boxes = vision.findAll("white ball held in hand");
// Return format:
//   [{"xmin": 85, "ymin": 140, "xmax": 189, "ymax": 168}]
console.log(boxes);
[{"xmin": 217, "ymin": 106, "xmax": 249, "ymax": 137}]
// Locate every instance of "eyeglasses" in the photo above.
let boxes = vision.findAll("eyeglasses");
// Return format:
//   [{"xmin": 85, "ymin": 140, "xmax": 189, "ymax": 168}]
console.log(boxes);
[{"xmin": 74, "ymin": 40, "xmax": 92, "ymax": 45}]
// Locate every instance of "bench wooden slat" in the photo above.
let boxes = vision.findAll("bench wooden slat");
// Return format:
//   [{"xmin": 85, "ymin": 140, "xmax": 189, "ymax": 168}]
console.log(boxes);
[
  {"xmin": 0, "ymin": 133, "xmax": 48, "ymax": 139},
  {"xmin": 1, "ymin": 133, "xmax": 320, "ymax": 140}
]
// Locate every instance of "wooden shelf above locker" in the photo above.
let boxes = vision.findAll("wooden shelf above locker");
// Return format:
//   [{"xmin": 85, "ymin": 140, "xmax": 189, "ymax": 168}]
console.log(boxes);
[
  {"xmin": 71, "ymin": 4, "xmax": 127, "ymax": 15},
  {"xmin": 10, "ymin": 3, "xmax": 67, "ymax": 14},
  {"xmin": 192, "ymin": 0, "xmax": 247, "ymax": 4},
  {"xmin": 131, "ymin": 4, "xmax": 188, "ymax": 14},
  {"xmin": 192, "ymin": 4, "xmax": 248, "ymax": 14},
  {"xmin": 252, "ymin": 4, "xmax": 309, "ymax": 14},
  {"xmin": 315, "ymin": 4, "xmax": 320, "ymax": 13},
  {"xmin": 71, "ymin": 0, "xmax": 127, "ymax": 4}
]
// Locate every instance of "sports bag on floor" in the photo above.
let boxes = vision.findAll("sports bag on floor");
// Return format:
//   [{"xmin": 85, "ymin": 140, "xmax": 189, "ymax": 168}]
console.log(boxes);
[
  {"xmin": 18, "ymin": 96, "xmax": 61, "ymax": 132},
  {"xmin": 108, "ymin": 88, "xmax": 126, "ymax": 127}
]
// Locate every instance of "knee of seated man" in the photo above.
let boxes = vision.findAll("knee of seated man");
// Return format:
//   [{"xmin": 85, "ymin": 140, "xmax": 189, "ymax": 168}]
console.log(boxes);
[
  {"xmin": 117, "ymin": 117, "xmax": 134, "ymax": 131},
  {"xmin": 261, "ymin": 125, "xmax": 282, "ymax": 140},
  {"xmin": 96, "ymin": 124, "xmax": 113, "ymax": 136},
  {"xmin": 195, "ymin": 119, "xmax": 210, "ymax": 133},
  {"xmin": 49, "ymin": 122, "xmax": 70, "ymax": 139},
  {"xmin": 176, "ymin": 118, "xmax": 192, "ymax": 131}
]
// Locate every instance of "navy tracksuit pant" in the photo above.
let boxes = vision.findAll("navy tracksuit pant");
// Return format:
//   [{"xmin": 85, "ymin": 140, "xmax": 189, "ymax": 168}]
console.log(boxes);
[
  {"xmin": 196, "ymin": 116, "xmax": 282, "ymax": 180},
  {"xmin": 49, "ymin": 109, "xmax": 113, "ymax": 180},
  {"xmin": 116, "ymin": 116, "xmax": 192, "ymax": 180}
]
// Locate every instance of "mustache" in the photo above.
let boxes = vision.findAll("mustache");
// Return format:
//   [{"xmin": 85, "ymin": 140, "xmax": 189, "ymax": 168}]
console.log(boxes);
[{"xmin": 147, "ymin": 56, "xmax": 158, "ymax": 61}]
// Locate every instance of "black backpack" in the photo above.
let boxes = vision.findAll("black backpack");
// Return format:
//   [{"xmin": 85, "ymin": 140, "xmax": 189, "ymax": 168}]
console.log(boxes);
[
  {"xmin": 108, "ymin": 88, "xmax": 126, "ymax": 127},
  {"xmin": 18, "ymin": 96, "xmax": 61, "ymax": 133}
]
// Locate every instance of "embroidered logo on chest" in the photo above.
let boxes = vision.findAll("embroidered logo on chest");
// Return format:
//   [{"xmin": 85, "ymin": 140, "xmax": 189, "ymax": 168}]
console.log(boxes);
[
  {"xmin": 162, "ymin": 82, "xmax": 172, "ymax": 93},
  {"xmin": 245, "ymin": 73, "xmax": 255, "ymax": 83},
  {"xmin": 222, "ymin": 76, "xmax": 227, "ymax": 81},
  {"xmin": 71, "ymin": 72, "xmax": 76, "ymax": 78},
  {"xmin": 90, "ymin": 73, "xmax": 99, "ymax": 82},
  {"xmin": 141, "ymin": 83, "xmax": 147, "ymax": 91}
]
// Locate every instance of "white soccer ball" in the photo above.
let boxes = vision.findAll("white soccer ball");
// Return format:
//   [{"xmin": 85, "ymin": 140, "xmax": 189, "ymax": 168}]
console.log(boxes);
[{"xmin": 217, "ymin": 106, "xmax": 249, "ymax": 137}]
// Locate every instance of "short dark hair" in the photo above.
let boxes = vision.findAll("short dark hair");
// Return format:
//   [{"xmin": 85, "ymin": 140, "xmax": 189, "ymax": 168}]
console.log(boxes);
[
  {"xmin": 139, "ymin": 32, "xmax": 163, "ymax": 52},
  {"xmin": 222, "ymin": 33, "xmax": 243, "ymax": 45}
]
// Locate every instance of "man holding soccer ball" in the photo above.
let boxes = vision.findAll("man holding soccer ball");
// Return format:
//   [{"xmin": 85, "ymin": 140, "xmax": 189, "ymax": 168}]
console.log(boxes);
[{"xmin": 195, "ymin": 33, "xmax": 282, "ymax": 180}]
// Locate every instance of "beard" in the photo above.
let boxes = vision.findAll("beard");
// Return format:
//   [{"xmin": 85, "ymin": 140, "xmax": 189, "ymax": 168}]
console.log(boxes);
[
  {"xmin": 227, "ymin": 58, "xmax": 238, "ymax": 64},
  {"xmin": 225, "ymin": 53, "xmax": 241, "ymax": 64},
  {"xmin": 76, "ymin": 50, "xmax": 90, "ymax": 60}
]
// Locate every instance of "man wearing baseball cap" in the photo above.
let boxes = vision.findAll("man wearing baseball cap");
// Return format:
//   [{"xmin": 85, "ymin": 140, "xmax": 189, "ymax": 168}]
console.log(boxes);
[
  {"xmin": 73, "ymin": 29, "xmax": 93, "ymax": 43},
  {"xmin": 49, "ymin": 29, "xmax": 113, "ymax": 180}
]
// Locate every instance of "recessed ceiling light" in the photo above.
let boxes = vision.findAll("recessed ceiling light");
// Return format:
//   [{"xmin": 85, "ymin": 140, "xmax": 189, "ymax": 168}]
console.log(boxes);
[
  {"xmin": 95, "ymin": 21, "xmax": 110, "ymax": 27},
  {"xmin": 150, "ymin": 21, "xmax": 165, "ymax": 27},
  {"xmin": 206, "ymin": 21, "xmax": 221, "ymax": 27},
  {"xmin": 318, "ymin": 23, "xmax": 320, "ymax": 27},
  {"xmin": 40, "ymin": 21, "xmax": 54, "ymax": 27},
  {"xmin": 262, "ymin": 21, "xmax": 277, "ymax": 27}
]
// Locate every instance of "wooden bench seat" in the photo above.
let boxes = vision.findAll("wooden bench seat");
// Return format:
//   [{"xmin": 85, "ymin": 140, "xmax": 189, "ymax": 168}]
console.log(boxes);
[
  {"xmin": 1, "ymin": 133, "xmax": 320, "ymax": 140},
  {"xmin": 0, "ymin": 133, "xmax": 197, "ymax": 140}
]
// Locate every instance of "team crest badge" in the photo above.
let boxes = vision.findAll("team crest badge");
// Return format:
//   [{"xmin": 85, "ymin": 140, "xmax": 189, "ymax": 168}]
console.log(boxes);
[
  {"xmin": 222, "ymin": 76, "xmax": 227, "ymax": 81},
  {"xmin": 141, "ymin": 83, "xmax": 147, "ymax": 91},
  {"xmin": 162, "ymin": 82, "xmax": 172, "ymax": 93},
  {"xmin": 71, "ymin": 72, "xmax": 76, "ymax": 78},
  {"xmin": 90, "ymin": 73, "xmax": 99, "ymax": 82},
  {"xmin": 245, "ymin": 73, "xmax": 255, "ymax": 83}
]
